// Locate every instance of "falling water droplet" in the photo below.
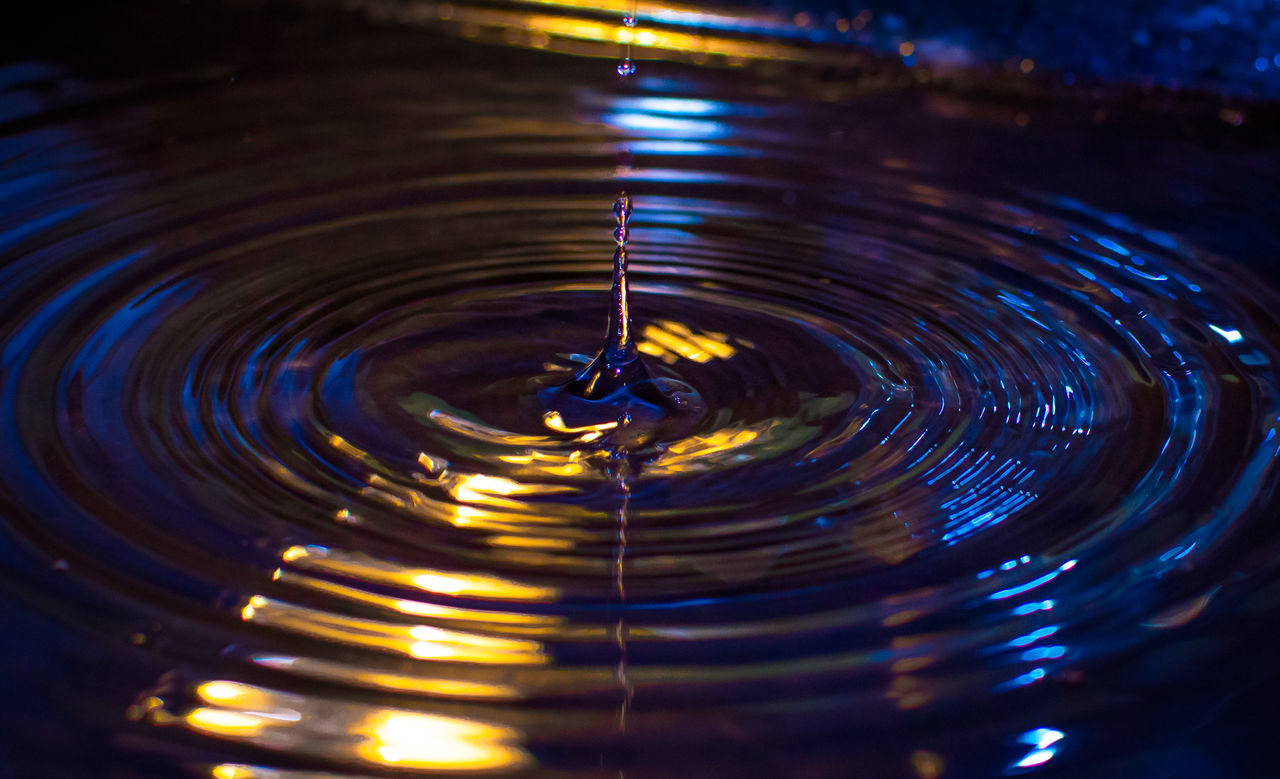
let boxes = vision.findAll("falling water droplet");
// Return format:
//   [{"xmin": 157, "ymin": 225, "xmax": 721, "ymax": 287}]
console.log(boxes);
[{"xmin": 617, "ymin": 0, "xmax": 639, "ymax": 77}]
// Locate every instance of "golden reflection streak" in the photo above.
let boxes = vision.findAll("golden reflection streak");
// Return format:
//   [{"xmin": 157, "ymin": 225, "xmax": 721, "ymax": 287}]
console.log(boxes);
[
  {"xmin": 197, "ymin": 681, "xmax": 277, "ymax": 710},
  {"xmin": 514, "ymin": 12, "xmax": 803, "ymax": 62},
  {"xmin": 487, "ymin": 533, "xmax": 576, "ymax": 550},
  {"xmin": 273, "ymin": 567, "xmax": 607, "ymax": 640},
  {"xmin": 249, "ymin": 654, "xmax": 523, "ymax": 700},
  {"xmin": 280, "ymin": 544, "xmax": 560, "ymax": 602},
  {"xmin": 637, "ymin": 320, "xmax": 736, "ymax": 364},
  {"xmin": 240, "ymin": 595, "xmax": 550, "ymax": 665},
  {"xmin": 448, "ymin": 472, "xmax": 575, "ymax": 501},
  {"xmin": 645, "ymin": 424, "xmax": 760, "ymax": 471},
  {"xmin": 355, "ymin": 710, "xmax": 530, "ymax": 770},
  {"xmin": 174, "ymin": 681, "xmax": 532, "ymax": 772},
  {"xmin": 517, "ymin": 13, "xmax": 806, "ymax": 61},
  {"xmin": 425, "ymin": 405, "xmax": 601, "ymax": 446},
  {"xmin": 360, "ymin": 0, "xmax": 818, "ymax": 63},
  {"xmin": 186, "ymin": 708, "xmax": 270, "ymax": 737},
  {"xmin": 275, "ymin": 565, "xmax": 560, "ymax": 626},
  {"xmin": 538, "ymin": 412, "xmax": 613, "ymax": 444},
  {"xmin": 326, "ymin": 433, "xmax": 390, "ymax": 473},
  {"xmin": 495, "ymin": 446, "xmax": 597, "ymax": 478},
  {"xmin": 510, "ymin": 0, "xmax": 770, "ymax": 31},
  {"xmin": 362, "ymin": 473, "xmax": 600, "ymax": 531},
  {"xmin": 274, "ymin": 566, "xmax": 562, "ymax": 627}
]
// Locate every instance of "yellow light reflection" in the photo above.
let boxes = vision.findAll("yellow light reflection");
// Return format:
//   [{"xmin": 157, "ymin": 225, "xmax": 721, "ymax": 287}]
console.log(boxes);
[
  {"xmin": 360, "ymin": 472, "xmax": 598, "ymax": 531},
  {"xmin": 646, "ymin": 425, "xmax": 760, "ymax": 472},
  {"xmin": 513, "ymin": 0, "xmax": 763, "ymax": 30},
  {"xmin": 354, "ymin": 0, "xmax": 869, "ymax": 69},
  {"xmin": 196, "ymin": 681, "xmax": 275, "ymax": 711},
  {"xmin": 487, "ymin": 534, "xmax": 575, "ymax": 550},
  {"xmin": 355, "ymin": 710, "xmax": 531, "ymax": 771},
  {"xmin": 541, "ymin": 411, "xmax": 617, "ymax": 437},
  {"xmin": 278, "ymin": 544, "xmax": 560, "ymax": 602},
  {"xmin": 449, "ymin": 472, "xmax": 572, "ymax": 501},
  {"xmin": 168, "ymin": 680, "xmax": 533, "ymax": 773},
  {"xmin": 250, "ymin": 654, "xmax": 523, "ymax": 700},
  {"xmin": 185, "ymin": 708, "xmax": 269, "ymax": 737},
  {"xmin": 637, "ymin": 320, "xmax": 737, "ymax": 364},
  {"xmin": 241, "ymin": 595, "xmax": 550, "ymax": 665},
  {"xmin": 274, "ymin": 565, "xmax": 563, "ymax": 627},
  {"xmin": 469, "ymin": 8, "xmax": 808, "ymax": 62}
]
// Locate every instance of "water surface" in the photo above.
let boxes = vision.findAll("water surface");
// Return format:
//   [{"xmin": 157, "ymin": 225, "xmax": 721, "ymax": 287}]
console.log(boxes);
[{"xmin": 2, "ymin": 20, "xmax": 1280, "ymax": 779}]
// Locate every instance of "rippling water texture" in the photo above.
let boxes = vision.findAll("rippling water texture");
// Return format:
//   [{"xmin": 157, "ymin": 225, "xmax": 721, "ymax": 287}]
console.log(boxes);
[{"xmin": 3, "ymin": 17, "xmax": 1280, "ymax": 779}]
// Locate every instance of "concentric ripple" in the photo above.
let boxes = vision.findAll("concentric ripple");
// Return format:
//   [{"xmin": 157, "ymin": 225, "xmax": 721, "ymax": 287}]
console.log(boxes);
[{"xmin": 2, "ymin": 31, "xmax": 1280, "ymax": 779}]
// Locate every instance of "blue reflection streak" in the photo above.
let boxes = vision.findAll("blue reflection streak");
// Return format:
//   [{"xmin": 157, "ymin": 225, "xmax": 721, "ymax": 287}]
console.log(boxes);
[
  {"xmin": 636, "ymin": 211, "xmax": 703, "ymax": 225},
  {"xmin": 1021, "ymin": 645, "xmax": 1067, "ymax": 661},
  {"xmin": 1095, "ymin": 236, "xmax": 1131, "ymax": 256},
  {"xmin": 1208, "ymin": 324, "xmax": 1243, "ymax": 343},
  {"xmin": 1014, "ymin": 748, "xmax": 1057, "ymax": 768},
  {"xmin": 989, "ymin": 560, "xmax": 1077, "ymax": 600},
  {"xmin": 624, "ymin": 97, "xmax": 725, "ymax": 115},
  {"xmin": 1009, "ymin": 626, "xmax": 1059, "ymax": 647},
  {"xmin": 603, "ymin": 112, "xmax": 728, "ymax": 138},
  {"xmin": 1012, "ymin": 667, "xmax": 1046, "ymax": 686},
  {"xmin": 629, "ymin": 140, "xmax": 721, "ymax": 156},
  {"xmin": 69, "ymin": 277, "xmax": 196, "ymax": 381},
  {"xmin": 1012, "ymin": 599, "xmax": 1055, "ymax": 615},
  {"xmin": 1019, "ymin": 728, "xmax": 1064, "ymax": 749},
  {"xmin": 2, "ymin": 250, "xmax": 139, "ymax": 370},
  {"xmin": 0, "ymin": 203, "xmax": 88, "ymax": 253}
]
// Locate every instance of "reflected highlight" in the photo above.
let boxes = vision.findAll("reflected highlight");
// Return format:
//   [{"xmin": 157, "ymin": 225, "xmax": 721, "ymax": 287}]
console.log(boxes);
[{"xmin": 146, "ymin": 681, "xmax": 533, "ymax": 772}]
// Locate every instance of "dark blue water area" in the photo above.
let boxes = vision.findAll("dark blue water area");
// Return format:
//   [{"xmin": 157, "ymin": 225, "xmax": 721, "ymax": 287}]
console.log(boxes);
[{"xmin": 2, "ymin": 4, "xmax": 1280, "ymax": 778}]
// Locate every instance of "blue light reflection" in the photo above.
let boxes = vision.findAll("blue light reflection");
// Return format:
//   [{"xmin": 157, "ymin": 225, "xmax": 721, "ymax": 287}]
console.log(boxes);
[{"xmin": 603, "ymin": 112, "xmax": 729, "ymax": 139}]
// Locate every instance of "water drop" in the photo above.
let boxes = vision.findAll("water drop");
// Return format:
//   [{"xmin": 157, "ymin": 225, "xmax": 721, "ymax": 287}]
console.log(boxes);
[
  {"xmin": 540, "ymin": 193, "xmax": 704, "ymax": 448},
  {"xmin": 618, "ymin": 0, "xmax": 639, "ymax": 75}
]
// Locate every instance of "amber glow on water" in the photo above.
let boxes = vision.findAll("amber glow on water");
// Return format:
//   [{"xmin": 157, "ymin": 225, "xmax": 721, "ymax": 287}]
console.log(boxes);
[
  {"xmin": 352, "ymin": 0, "xmax": 824, "ymax": 65},
  {"xmin": 274, "ymin": 545, "xmax": 561, "ymax": 601},
  {"xmin": 161, "ymin": 681, "xmax": 533, "ymax": 772}
]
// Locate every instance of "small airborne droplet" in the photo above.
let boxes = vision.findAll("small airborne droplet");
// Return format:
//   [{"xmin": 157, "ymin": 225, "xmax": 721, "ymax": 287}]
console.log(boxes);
[{"xmin": 618, "ymin": 0, "xmax": 639, "ymax": 76}]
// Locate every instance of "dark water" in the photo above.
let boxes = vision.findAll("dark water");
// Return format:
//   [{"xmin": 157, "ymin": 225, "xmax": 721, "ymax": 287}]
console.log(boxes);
[{"xmin": 3, "ymin": 18, "xmax": 1280, "ymax": 779}]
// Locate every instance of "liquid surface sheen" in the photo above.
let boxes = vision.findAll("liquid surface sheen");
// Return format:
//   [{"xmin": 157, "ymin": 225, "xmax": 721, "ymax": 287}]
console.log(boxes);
[{"xmin": 1, "ymin": 26, "xmax": 1280, "ymax": 779}]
